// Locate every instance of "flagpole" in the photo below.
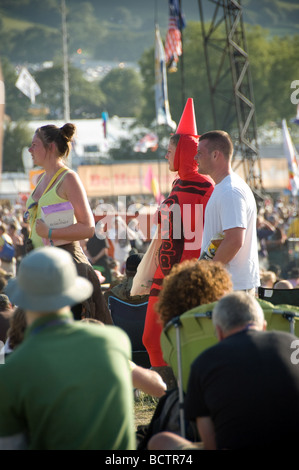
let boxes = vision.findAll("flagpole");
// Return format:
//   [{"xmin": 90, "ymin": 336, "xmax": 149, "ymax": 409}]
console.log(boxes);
[
  {"xmin": 179, "ymin": 0, "xmax": 185, "ymax": 109},
  {"xmin": 0, "ymin": 61, "xmax": 4, "ymax": 181},
  {"xmin": 61, "ymin": 0, "xmax": 71, "ymax": 168}
]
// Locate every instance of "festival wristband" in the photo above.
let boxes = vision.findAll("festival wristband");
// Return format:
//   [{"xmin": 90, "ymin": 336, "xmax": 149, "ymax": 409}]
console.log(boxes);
[{"xmin": 48, "ymin": 228, "xmax": 54, "ymax": 246}]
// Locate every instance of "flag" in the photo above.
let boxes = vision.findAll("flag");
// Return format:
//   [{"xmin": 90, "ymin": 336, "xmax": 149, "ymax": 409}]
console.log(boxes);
[
  {"xmin": 155, "ymin": 24, "xmax": 176, "ymax": 129},
  {"xmin": 143, "ymin": 166, "xmax": 163, "ymax": 204},
  {"xmin": 165, "ymin": 0, "xmax": 186, "ymax": 72},
  {"xmin": 134, "ymin": 133, "xmax": 158, "ymax": 153},
  {"xmin": 15, "ymin": 67, "xmax": 41, "ymax": 104},
  {"xmin": 282, "ymin": 119, "xmax": 299, "ymax": 195},
  {"xmin": 102, "ymin": 111, "xmax": 108, "ymax": 139}
]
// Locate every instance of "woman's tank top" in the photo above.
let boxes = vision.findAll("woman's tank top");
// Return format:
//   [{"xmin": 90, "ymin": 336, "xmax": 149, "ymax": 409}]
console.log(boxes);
[{"xmin": 26, "ymin": 170, "xmax": 72, "ymax": 248}]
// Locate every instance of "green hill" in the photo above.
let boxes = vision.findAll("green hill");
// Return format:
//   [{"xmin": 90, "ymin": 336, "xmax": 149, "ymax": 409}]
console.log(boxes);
[{"xmin": 0, "ymin": 0, "xmax": 298, "ymax": 64}]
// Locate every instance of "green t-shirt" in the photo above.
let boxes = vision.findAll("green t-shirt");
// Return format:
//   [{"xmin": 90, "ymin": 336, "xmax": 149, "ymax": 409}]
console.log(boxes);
[{"xmin": 0, "ymin": 311, "xmax": 136, "ymax": 450}]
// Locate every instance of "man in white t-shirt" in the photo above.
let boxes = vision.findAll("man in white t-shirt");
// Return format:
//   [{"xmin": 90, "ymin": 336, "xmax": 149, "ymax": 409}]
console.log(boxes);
[{"xmin": 195, "ymin": 130, "xmax": 260, "ymax": 291}]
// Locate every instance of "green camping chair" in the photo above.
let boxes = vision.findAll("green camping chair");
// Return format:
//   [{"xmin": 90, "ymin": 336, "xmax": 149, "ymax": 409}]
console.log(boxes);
[
  {"xmin": 160, "ymin": 296, "xmax": 299, "ymax": 438},
  {"xmin": 161, "ymin": 297, "xmax": 299, "ymax": 394}
]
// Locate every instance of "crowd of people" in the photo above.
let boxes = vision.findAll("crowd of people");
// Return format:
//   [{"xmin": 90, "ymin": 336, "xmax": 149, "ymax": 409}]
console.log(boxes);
[{"xmin": 0, "ymin": 108, "xmax": 299, "ymax": 450}]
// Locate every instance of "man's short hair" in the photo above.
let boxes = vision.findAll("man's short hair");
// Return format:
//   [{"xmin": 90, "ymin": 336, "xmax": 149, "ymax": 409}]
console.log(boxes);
[
  {"xmin": 212, "ymin": 291, "xmax": 265, "ymax": 333},
  {"xmin": 199, "ymin": 130, "xmax": 234, "ymax": 161}
]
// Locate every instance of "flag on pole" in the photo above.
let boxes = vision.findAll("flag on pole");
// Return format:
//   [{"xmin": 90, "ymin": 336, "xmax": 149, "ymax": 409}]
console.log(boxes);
[
  {"xmin": 282, "ymin": 118, "xmax": 299, "ymax": 195},
  {"xmin": 155, "ymin": 24, "xmax": 176, "ymax": 129},
  {"xmin": 143, "ymin": 166, "xmax": 163, "ymax": 204},
  {"xmin": 15, "ymin": 67, "xmax": 41, "ymax": 104},
  {"xmin": 102, "ymin": 111, "xmax": 108, "ymax": 139},
  {"xmin": 165, "ymin": 0, "xmax": 186, "ymax": 72}
]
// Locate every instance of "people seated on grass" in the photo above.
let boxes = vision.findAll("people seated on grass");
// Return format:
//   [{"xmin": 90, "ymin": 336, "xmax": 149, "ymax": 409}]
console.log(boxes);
[{"xmin": 104, "ymin": 251, "xmax": 149, "ymax": 305}]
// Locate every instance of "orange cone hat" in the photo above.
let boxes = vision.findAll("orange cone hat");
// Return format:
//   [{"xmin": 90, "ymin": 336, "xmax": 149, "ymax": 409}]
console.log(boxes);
[{"xmin": 176, "ymin": 98, "xmax": 198, "ymax": 136}]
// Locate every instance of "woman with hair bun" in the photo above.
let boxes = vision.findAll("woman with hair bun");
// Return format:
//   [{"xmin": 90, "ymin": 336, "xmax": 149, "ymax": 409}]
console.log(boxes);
[{"xmin": 25, "ymin": 123, "xmax": 113, "ymax": 324}]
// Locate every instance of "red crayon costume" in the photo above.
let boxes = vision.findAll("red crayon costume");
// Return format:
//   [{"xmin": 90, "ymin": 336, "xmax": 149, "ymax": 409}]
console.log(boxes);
[{"xmin": 142, "ymin": 99, "xmax": 214, "ymax": 367}]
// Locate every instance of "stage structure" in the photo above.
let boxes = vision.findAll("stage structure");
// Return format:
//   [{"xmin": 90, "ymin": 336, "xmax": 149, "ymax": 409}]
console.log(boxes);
[{"xmin": 197, "ymin": 0, "xmax": 263, "ymax": 194}]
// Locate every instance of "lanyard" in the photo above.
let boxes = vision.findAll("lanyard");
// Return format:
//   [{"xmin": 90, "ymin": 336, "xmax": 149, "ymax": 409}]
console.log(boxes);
[{"xmin": 25, "ymin": 167, "xmax": 67, "ymax": 234}]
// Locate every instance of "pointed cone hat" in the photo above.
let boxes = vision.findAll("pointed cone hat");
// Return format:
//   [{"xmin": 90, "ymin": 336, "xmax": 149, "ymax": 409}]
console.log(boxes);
[{"xmin": 176, "ymin": 98, "xmax": 198, "ymax": 136}]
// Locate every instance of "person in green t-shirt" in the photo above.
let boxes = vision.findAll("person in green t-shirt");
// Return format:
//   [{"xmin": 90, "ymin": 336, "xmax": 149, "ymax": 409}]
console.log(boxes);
[{"xmin": 0, "ymin": 246, "xmax": 136, "ymax": 450}]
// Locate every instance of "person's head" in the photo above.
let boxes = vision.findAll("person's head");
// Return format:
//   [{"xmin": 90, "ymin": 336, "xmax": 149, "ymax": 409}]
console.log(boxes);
[
  {"xmin": 6, "ymin": 307, "xmax": 27, "ymax": 350},
  {"xmin": 166, "ymin": 133, "xmax": 199, "ymax": 175},
  {"xmin": 212, "ymin": 291, "xmax": 266, "ymax": 341},
  {"xmin": 260, "ymin": 270, "xmax": 277, "ymax": 288},
  {"xmin": 5, "ymin": 246, "xmax": 93, "ymax": 319},
  {"xmin": 195, "ymin": 130, "xmax": 234, "ymax": 180},
  {"xmin": 0, "ymin": 294, "xmax": 12, "ymax": 312},
  {"xmin": 166, "ymin": 134, "xmax": 180, "ymax": 172},
  {"xmin": 0, "ymin": 275, "xmax": 8, "ymax": 293},
  {"xmin": 8, "ymin": 223, "xmax": 17, "ymax": 233},
  {"xmin": 29, "ymin": 123, "xmax": 76, "ymax": 163},
  {"xmin": 125, "ymin": 253, "xmax": 144, "ymax": 276},
  {"xmin": 156, "ymin": 259, "xmax": 233, "ymax": 327},
  {"xmin": 273, "ymin": 279, "xmax": 293, "ymax": 290}
]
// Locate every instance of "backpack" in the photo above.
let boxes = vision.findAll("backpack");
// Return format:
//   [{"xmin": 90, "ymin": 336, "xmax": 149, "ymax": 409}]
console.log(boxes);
[
  {"xmin": 0, "ymin": 240, "xmax": 15, "ymax": 262},
  {"xmin": 136, "ymin": 387, "xmax": 200, "ymax": 450}
]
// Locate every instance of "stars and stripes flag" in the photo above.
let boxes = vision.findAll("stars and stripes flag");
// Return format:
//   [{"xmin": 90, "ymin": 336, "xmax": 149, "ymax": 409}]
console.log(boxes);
[
  {"xmin": 165, "ymin": 0, "xmax": 186, "ymax": 72},
  {"xmin": 155, "ymin": 24, "xmax": 176, "ymax": 129},
  {"xmin": 282, "ymin": 119, "xmax": 299, "ymax": 196}
]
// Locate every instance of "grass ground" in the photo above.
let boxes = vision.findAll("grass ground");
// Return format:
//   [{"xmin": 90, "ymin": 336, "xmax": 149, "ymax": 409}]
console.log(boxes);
[{"xmin": 134, "ymin": 391, "xmax": 158, "ymax": 431}]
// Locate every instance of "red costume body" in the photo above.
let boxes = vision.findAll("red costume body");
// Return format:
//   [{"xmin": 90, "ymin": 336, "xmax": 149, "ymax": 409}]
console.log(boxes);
[{"xmin": 142, "ymin": 134, "xmax": 214, "ymax": 366}]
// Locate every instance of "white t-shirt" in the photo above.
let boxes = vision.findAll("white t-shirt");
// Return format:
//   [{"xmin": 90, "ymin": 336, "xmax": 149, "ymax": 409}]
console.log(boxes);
[{"xmin": 201, "ymin": 172, "xmax": 260, "ymax": 290}]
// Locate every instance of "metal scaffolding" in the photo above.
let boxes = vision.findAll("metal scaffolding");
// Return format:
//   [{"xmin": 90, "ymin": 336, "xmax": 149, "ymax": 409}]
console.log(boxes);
[{"xmin": 197, "ymin": 0, "xmax": 264, "ymax": 193}]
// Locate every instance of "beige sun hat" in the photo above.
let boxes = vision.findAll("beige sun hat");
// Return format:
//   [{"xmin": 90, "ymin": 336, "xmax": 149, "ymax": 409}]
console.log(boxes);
[{"xmin": 5, "ymin": 246, "xmax": 93, "ymax": 312}]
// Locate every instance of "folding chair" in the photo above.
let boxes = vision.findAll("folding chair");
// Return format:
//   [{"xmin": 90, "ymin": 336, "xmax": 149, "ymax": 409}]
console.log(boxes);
[
  {"xmin": 108, "ymin": 296, "xmax": 150, "ymax": 368},
  {"xmin": 258, "ymin": 288, "xmax": 299, "ymax": 335},
  {"xmin": 160, "ymin": 297, "xmax": 299, "ymax": 438},
  {"xmin": 161, "ymin": 302, "xmax": 217, "ymax": 396}
]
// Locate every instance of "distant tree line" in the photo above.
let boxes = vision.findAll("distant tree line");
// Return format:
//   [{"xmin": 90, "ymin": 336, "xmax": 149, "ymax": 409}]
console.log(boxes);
[{"xmin": 1, "ymin": 21, "xmax": 299, "ymax": 170}]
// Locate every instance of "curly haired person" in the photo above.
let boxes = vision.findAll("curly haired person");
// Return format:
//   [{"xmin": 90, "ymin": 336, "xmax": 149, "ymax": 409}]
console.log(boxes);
[{"xmin": 156, "ymin": 259, "xmax": 233, "ymax": 328}]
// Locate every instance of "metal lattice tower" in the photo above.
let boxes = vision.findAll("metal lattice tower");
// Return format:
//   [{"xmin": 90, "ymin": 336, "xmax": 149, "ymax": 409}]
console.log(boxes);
[{"xmin": 197, "ymin": 0, "xmax": 263, "ymax": 193}]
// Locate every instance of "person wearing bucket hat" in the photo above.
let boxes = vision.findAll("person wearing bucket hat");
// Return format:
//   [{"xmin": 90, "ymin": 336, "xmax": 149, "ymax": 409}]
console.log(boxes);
[
  {"xmin": 0, "ymin": 247, "xmax": 135, "ymax": 450},
  {"xmin": 142, "ymin": 98, "xmax": 215, "ymax": 378}
]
